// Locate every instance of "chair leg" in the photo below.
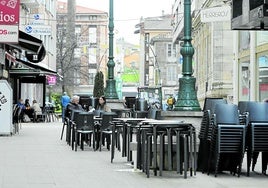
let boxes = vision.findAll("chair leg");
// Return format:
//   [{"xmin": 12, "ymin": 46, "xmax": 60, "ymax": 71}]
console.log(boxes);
[
  {"xmin": 176, "ymin": 131, "xmax": 181, "ymax": 174},
  {"xmin": 60, "ymin": 122, "xmax": 66, "ymax": 140},
  {"xmin": 146, "ymin": 134, "xmax": 152, "ymax": 178},
  {"xmin": 247, "ymin": 151, "xmax": 252, "ymax": 176},
  {"xmin": 183, "ymin": 134, "xmax": 188, "ymax": 179},
  {"xmin": 159, "ymin": 132, "xmax": 165, "ymax": 176},
  {"xmin": 75, "ymin": 131, "xmax": 78, "ymax": 151}
]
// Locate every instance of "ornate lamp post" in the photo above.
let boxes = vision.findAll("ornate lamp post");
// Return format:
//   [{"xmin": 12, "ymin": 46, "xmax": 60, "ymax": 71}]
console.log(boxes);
[
  {"xmin": 105, "ymin": 0, "xmax": 118, "ymax": 99},
  {"xmin": 174, "ymin": 0, "xmax": 201, "ymax": 111}
]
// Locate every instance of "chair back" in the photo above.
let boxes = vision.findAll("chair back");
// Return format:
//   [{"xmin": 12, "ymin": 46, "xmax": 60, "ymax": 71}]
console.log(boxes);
[
  {"xmin": 76, "ymin": 112, "xmax": 94, "ymax": 130},
  {"xmin": 93, "ymin": 110, "xmax": 104, "ymax": 117},
  {"xmin": 203, "ymin": 98, "xmax": 225, "ymax": 112},
  {"xmin": 147, "ymin": 109, "xmax": 161, "ymax": 119},
  {"xmin": 247, "ymin": 102, "xmax": 268, "ymax": 122},
  {"xmin": 71, "ymin": 109, "xmax": 83, "ymax": 122},
  {"xmin": 100, "ymin": 112, "xmax": 118, "ymax": 130},
  {"xmin": 214, "ymin": 103, "xmax": 240, "ymax": 125}
]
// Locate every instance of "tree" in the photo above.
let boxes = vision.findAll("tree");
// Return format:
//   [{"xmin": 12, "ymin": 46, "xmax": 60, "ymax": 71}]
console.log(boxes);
[{"xmin": 93, "ymin": 71, "xmax": 104, "ymax": 97}]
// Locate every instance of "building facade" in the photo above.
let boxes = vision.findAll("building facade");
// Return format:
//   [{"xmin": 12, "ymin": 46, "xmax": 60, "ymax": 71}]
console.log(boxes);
[
  {"xmin": 56, "ymin": 1, "xmax": 108, "ymax": 96},
  {"xmin": 136, "ymin": 14, "xmax": 180, "ymax": 101},
  {"xmin": 172, "ymin": 0, "xmax": 234, "ymax": 107},
  {"xmin": 0, "ymin": 0, "xmax": 57, "ymax": 106}
]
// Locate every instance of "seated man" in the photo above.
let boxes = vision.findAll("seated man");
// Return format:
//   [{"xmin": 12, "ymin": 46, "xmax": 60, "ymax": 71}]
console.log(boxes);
[
  {"xmin": 65, "ymin": 95, "xmax": 84, "ymax": 120},
  {"xmin": 32, "ymin": 100, "xmax": 43, "ymax": 122}
]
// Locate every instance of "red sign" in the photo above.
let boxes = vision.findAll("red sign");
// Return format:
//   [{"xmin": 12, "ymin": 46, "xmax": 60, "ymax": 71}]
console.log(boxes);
[{"xmin": 0, "ymin": 0, "xmax": 20, "ymax": 25}]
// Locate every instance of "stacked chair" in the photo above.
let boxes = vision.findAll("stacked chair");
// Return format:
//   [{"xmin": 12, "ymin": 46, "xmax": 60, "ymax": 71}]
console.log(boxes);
[
  {"xmin": 207, "ymin": 103, "xmax": 246, "ymax": 177},
  {"xmin": 197, "ymin": 98, "xmax": 227, "ymax": 173},
  {"xmin": 246, "ymin": 102, "xmax": 268, "ymax": 176}
]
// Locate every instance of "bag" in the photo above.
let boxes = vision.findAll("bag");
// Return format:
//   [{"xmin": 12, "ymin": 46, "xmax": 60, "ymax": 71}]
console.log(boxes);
[
  {"xmin": 23, "ymin": 114, "xmax": 31, "ymax": 122},
  {"xmin": 167, "ymin": 98, "xmax": 174, "ymax": 105}
]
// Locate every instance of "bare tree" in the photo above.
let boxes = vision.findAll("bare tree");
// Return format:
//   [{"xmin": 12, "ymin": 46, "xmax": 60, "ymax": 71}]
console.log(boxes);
[{"xmin": 56, "ymin": 0, "xmax": 89, "ymax": 95}]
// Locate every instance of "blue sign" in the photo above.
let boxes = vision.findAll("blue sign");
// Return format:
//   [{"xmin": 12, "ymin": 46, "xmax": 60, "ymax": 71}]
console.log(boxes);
[{"xmin": 25, "ymin": 25, "xmax": 33, "ymax": 33}]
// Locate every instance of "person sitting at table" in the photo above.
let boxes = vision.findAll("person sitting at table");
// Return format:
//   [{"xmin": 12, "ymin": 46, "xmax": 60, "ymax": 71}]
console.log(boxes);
[
  {"xmin": 96, "ymin": 95, "xmax": 111, "ymax": 112},
  {"xmin": 24, "ymin": 98, "xmax": 34, "ymax": 121},
  {"xmin": 32, "ymin": 100, "xmax": 42, "ymax": 121},
  {"xmin": 65, "ymin": 95, "xmax": 84, "ymax": 120},
  {"xmin": 25, "ymin": 99, "xmax": 31, "ymax": 109}
]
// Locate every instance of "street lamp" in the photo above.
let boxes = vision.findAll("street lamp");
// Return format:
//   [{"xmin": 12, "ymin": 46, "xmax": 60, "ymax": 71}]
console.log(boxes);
[
  {"xmin": 105, "ymin": 0, "xmax": 118, "ymax": 99},
  {"xmin": 174, "ymin": 0, "xmax": 201, "ymax": 111}
]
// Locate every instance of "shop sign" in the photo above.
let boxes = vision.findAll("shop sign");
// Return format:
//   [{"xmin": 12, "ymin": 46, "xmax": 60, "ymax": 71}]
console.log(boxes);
[
  {"xmin": 201, "ymin": 6, "xmax": 231, "ymax": 23},
  {"xmin": 0, "ymin": 80, "xmax": 13, "ymax": 135},
  {"xmin": 47, "ymin": 75, "xmax": 56, "ymax": 85},
  {"xmin": 29, "ymin": 14, "xmax": 45, "ymax": 25},
  {"xmin": 23, "ymin": 25, "xmax": 51, "ymax": 35},
  {"xmin": 0, "ymin": 25, "xmax": 18, "ymax": 43},
  {"xmin": 0, "ymin": 0, "xmax": 20, "ymax": 25}
]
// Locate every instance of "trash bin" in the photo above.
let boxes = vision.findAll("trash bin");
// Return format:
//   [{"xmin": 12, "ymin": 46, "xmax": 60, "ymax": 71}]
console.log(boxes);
[{"xmin": 135, "ymin": 98, "xmax": 148, "ymax": 111}]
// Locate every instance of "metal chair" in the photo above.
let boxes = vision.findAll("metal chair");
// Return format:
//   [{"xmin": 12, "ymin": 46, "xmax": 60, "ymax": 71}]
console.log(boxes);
[
  {"xmin": 207, "ymin": 103, "xmax": 246, "ymax": 177},
  {"xmin": 74, "ymin": 112, "xmax": 95, "ymax": 151},
  {"xmin": 197, "ymin": 98, "xmax": 227, "ymax": 173},
  {"xmin": 246, "ymin": 102, "xmax": 268, "ymax": 176},
  {"xmin": 97, "ymin": 112, "xmax": 118, "ymax": 151}
]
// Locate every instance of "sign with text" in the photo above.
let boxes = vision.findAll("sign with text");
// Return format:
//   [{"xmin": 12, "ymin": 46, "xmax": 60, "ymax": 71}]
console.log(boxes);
[
  {"xmin": 201, "ymin": 6, "xmax": 231, "ymax": 23},
  {"xmin": 0, "ymin": 80, "xmax": 13, "ymax": 135},
  {"xmin": 0, "ymin": 0, "xmax": 20, "ymax": 25},
  {"xmin": 22, "ymin": 25, "xmax": 51, "ymax": 35},
  {"xmin": 0, "ymin": 25, "xmax": 18, "ymax": 43}
]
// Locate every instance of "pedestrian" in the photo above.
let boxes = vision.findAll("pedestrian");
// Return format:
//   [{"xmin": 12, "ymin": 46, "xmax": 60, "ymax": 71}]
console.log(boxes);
[
  {"xmin": 61, "ymin": 92, "xmax": 70, "ymax": 122},
  {"xmin": 167, "ymin": 95, "xmax": 175, "ymax": 110}
]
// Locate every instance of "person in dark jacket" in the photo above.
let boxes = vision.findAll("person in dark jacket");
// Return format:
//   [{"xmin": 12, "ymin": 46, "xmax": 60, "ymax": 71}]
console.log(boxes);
[{"xmin": 65, "ymin": 95, "xmax": 84, "ymax": 120}]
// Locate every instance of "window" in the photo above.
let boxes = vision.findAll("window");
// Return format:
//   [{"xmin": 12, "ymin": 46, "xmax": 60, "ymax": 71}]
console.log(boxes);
[
  {"xmin": 166, "ymin": 64, "xmax": 177, "ymax": 84},
  {"xmin": 167, "ymin": 44, "xmax": 172, "ymax": 57}
]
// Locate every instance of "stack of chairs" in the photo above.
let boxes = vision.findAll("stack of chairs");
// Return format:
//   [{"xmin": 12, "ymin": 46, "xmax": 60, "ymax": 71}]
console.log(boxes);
[
  {"xmin": 207, "ymin": 103, "xmax": 246, "ymax": 177},
  {"xmin": 246, "ymin": 102, "xmax": 268, "ymax": 176},
  {"xmin": 197, "ymin": 98, "xmax": 227, "ymax": 173}
]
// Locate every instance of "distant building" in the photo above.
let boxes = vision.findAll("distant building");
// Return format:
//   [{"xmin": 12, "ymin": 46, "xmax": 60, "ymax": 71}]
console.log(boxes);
[
  {"xmin": 56, "ymin": 1, "xmax": 108, "ymax": 95},
  {"xmin": 136, "ymin": 14, "xmax": 180, "ymax": 100}
]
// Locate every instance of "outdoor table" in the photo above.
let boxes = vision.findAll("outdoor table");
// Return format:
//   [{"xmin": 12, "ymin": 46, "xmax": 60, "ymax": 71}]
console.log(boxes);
[
  {"xmin": 112, "ymin": 108, "xmax": 132, "ymax": 118},
  {"xmin": 137, "ymin": 120, "xmax": 196, "ymax": 178},
  {"xmin": 111, "ymin": 117, "xmax": 154, "ymax": 163}
]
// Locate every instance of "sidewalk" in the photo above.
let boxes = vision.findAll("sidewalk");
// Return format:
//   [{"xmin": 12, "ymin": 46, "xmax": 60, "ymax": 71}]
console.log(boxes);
[{"xmin": 0, "ymin": 121, "xmax": 267, "ymax": 188}]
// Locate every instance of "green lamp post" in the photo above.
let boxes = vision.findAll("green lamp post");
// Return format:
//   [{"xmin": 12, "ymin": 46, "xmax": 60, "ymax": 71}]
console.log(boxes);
[
  {"xmin": 105, "ymin": 0, "xmax": 118, "ymax": 99},
  {"xmin": 174, "ymin": 0, "xmax": 201, "ymax": 111}
]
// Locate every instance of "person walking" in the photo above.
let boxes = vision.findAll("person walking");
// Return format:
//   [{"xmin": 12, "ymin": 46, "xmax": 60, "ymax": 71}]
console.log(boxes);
[{"xmin": 61, "ymin": 92, "xmax": 70, "ymax": 122}]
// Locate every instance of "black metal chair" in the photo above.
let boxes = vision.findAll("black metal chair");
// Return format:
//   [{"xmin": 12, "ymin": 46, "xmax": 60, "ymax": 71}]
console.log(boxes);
[
  {"xmin": 12, "ymin": 104, "xmax": 22, "ymax": 134},
  {"xmin": 207, "ymin": 103, "xmax": 246, "ymax": 177},
  {"xmin": 246, "ymin": 102, "xmax": 268, "ymax": 176},
  {"xmin": 97, "ymin": 112, "xmax": 118, "ymax": 151},
  {"xmin": 197, "ymin": 98, "xmax": 227, "ymax": 173},
  {"xmin": 74, "ymin": 112, "xmax": 95, "ymax": 151},
  {"xmin": 67, "ymin": 110, "xmax": 84, "ymax": 149}
]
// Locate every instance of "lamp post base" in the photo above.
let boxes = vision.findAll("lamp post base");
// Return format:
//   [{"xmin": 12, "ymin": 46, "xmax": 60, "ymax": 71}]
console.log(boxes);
[
  {"xmin": 105, "ymin": 79, "xmax": 118, "ymax": 99},
  {"xmin": 174, "ymin": 76, "xmax": 201, "ymax": 111}
]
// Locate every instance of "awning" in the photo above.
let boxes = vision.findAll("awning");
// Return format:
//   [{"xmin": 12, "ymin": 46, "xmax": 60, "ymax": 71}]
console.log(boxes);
[
  {"xmin": 9, "ymin": 58, "xmax": 57, "ymax": 76},
  {"xmin": 6, "ymin": 30, "xmax": 46, "ymax": 63}
]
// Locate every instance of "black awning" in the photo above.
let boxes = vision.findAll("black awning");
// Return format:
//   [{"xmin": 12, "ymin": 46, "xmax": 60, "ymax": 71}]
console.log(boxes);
[
  {"xmin": 6, "ymin": 30, "xmax": 46, "ymax": 63},
  {"xmin": 9, "ymin": 59, "xmax": 57, "ymax": 76}
]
